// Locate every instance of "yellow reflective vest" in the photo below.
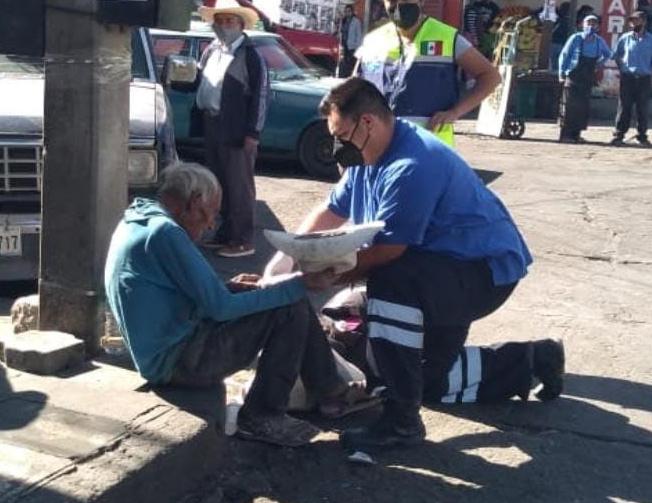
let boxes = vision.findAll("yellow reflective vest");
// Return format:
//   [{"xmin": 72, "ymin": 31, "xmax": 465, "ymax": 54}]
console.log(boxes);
[{"xmin": 357, "ymin": 17, "xmax": 458, "ymax": 146}]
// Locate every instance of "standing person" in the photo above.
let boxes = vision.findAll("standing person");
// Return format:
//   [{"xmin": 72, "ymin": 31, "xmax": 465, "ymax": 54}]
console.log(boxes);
[
  {"xmin": 196, "ymin": 0, "xmax": 269, "ymax": 257},
  {"xmin": 354, "ymin": 0, "xmax": 501, "ymax": 147},
  {"xmin": 635, "ymin": 0, "xmax": 652, "ymax": 34},
  {"xmin": 370, "ymin": 0, "xmax": 390, "ymax": 30},
  {"xmin": 558, "ymin": 15, "xmax": 611, "ymax": 143},
  {"xmin": 575, "ymin": 5, "xmax": 595, "ymax": 30},
  {"xmin": 611, "ymin": 11, "xmax": 652, "ymax": 147},
  {"xmin": 264, "ymin": 79, "xmax": 565, "ymax": 452},
  {"xmin": 550, "ymin": 2, "xmax": 570, "ymax": 73},
  {"xmin": 337, "ymin": 5, "xmax": 363, "ymax": 78}
]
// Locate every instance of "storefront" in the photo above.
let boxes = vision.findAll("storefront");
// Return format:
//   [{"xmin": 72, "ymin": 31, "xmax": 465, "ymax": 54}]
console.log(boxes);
[
  {"xmin": 260, "ymin": 0, "xmax": 636, "ymax": 102},
  {"xmin": 451, "ymin": 0, "xmax": 635, "ymax": 97}
]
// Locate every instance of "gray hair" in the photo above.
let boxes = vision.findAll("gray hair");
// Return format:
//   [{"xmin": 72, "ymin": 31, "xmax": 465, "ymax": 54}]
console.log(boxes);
[{"xmin": 158, "ymin": 162, "xmax": 221, "ymax": 204}]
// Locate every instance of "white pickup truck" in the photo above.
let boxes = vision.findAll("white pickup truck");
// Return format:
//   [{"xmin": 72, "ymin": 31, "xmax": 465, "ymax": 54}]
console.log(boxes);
[{"xmin": 0, "ymin": 28, "xmax": 177, "ymax": 281}]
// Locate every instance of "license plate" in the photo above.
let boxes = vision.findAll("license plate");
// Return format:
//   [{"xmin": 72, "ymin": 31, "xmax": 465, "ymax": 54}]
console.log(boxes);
[{"xmin": 0, "ymin": 226, "xmax": 22, "ymax": 256}]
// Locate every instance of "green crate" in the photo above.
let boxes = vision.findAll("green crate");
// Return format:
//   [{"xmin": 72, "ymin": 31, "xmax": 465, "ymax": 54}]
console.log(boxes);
[{"xmin": 515, "ymin": 83, "xmax": 537, "ymax": 119}]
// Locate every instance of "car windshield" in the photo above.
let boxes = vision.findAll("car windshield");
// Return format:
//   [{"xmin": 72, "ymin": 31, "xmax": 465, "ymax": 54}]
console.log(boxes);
[
  {"xmin": 252, "ymin": 36, "xmax": 326, "ymax": 82},
  {"xmin": 0, "ymin": 30, "xmax": 150, "ymax": 79}
]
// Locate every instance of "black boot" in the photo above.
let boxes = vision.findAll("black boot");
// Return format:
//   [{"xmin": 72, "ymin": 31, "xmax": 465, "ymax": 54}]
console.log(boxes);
[
  {"xmin": 340, "ymin": 405, "xmax": 426, "ymax": 453},
  {"xmin": 533, "ymin": 339, "xmax": 565, "ymax": 401}
]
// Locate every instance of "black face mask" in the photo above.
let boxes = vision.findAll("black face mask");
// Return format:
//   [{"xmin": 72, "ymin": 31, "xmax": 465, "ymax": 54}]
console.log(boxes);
[
  {"xmin": 388, "ymin": 3, "xmax": 421, "ymax": 30},
  {"xmin": 333, "ymin": 120, "xmax": 370, "ymax": 168},
  {"xmin": 633, "ymin": 23, "xmax": 646, "ymax": 33}
]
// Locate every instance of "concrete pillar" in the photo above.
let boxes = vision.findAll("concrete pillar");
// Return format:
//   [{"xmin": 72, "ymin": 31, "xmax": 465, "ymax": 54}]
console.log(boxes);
[
  {"xmin": 39, "ymin": 0, "xmax": 129, "ymax": 354},
  {"xmin": 363, "ymin": 0, "xmax": 371, "ymax": 35}
]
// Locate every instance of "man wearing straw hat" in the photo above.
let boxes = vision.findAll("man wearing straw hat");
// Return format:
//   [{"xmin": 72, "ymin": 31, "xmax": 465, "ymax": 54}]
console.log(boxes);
[{"xmin": 196, "ymin": 0, "xmax": 269, "ymax": 257}]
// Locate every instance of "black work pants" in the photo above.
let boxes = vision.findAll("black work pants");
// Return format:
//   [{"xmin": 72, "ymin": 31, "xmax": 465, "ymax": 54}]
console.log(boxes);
[
  {"xmin": 614, "ymin": 73, "xmax": 651, "ymax": 140},
  {"xmin": 337, "ymin": 48, "xmax": 356, "ymax": 78},
  {"xmin": 204, "ymin": 113, "xmax": 257, "ymax": 246},
  {"xmin": 170, "ymin": 299, "xmax": 343, "ymax": 415},
  {"xmin": 560, "ymin": 82, "xmax": 592, "ymax": 140},
  {"xmin": 365, "ymin": 250, "xmax": 533, "ymax": 427}
]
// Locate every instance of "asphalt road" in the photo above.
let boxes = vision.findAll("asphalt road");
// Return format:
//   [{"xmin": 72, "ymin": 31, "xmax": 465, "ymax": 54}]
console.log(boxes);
[{"xmin": 2, "ymin": 121, "xmax": 652, "ymax": 502}]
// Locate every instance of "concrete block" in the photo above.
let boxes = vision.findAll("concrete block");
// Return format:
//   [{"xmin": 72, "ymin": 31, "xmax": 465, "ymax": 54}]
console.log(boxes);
[
  {"xmin": 3, "ymin": 331, "xmax": 85, "ymax": 375},
  {"xmin": 10, "ymin": 294, "xmax": 39, "ymax": 334}
]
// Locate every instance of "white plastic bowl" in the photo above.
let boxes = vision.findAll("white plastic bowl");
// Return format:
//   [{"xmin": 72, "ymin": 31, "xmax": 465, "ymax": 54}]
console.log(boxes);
[{"xmin": 263, "ymin": 221, "xmax": 385, "ymax": 262}]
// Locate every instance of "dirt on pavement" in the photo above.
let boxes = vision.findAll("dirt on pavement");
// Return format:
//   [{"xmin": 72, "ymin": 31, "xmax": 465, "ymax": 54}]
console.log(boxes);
[{"xmin": 181, "ymin": 122, "xmax": 652, "ymax": 503}]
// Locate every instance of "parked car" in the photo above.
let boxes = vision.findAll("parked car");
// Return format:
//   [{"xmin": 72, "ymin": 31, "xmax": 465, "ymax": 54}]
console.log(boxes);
[
  {"xmin": 0, "ymin": 28, "xmax": 177, "ymax": 281},
  {"xmin": 149, "ymin": 25, "xmax": 339, "ymax": 179}
]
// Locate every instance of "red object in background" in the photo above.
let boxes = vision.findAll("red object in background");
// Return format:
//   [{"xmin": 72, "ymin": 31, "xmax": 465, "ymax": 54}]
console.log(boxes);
[
  {"xmin": 413, "ymin": 0, "xmax": 464, "ymax": 27},
  {"xmin": 274, "ymin": 25, "xmax": 339, "ymax": 71},
  {"xmin": 441, "ymin": 0, "xmax": 464, "ymax": 27},
  {"xmin": 209, "ymin": 0, "xmax": 340, "ymax": 72},
  {"xmin": 600, "ymin": 0, "xmax": 634, "ymax": 51}
]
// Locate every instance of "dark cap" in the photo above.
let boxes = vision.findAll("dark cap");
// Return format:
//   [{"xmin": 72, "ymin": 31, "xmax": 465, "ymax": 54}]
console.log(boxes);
[{"xmin": 629, "ymin": 10, "xmax": 647, "ymax": 20}]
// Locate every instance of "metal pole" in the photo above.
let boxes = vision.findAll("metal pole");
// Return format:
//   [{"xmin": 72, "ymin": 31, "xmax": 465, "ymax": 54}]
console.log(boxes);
[
  {"xmin": 363, "ymin": 0, "xmax": 371, "ymax": 34},
  {"xmin": 39, "ymin": 0, "xmax": 129, "ymax": 354}
]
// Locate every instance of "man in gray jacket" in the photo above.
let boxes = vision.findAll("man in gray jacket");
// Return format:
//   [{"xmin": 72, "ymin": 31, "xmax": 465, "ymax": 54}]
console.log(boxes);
[
  {"xmin": 337, "ymin": 4, "xmax": 363, "ymax": 77},
  {"xmin": 197, "ymin": 0, "xmax": 269, "ymax": 258}
]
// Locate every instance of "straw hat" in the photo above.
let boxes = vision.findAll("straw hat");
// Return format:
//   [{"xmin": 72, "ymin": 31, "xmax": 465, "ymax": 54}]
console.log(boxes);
[{"xmin": 199, "ymin": 0, "xmax": 259, "ymax": 29}]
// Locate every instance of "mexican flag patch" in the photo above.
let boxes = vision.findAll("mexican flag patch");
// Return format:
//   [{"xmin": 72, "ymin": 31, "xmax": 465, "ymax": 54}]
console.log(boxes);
[{"xmin": 421, "ymin": 40, "xmax": 443, "ymax": 56}]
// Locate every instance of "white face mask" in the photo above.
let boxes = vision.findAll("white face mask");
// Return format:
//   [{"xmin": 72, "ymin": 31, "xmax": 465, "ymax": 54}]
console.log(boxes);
[{"xmin": 214, "ymin": 25, "xmax": 242, "ymax": 45}]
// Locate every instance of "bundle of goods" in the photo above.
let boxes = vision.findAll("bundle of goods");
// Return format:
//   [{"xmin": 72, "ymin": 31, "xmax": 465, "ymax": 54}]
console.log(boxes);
[
  {"xmin": 489, "ymin": 10, "xmax": 542, "ymax": 71},
  {"xmin": 488, "ymin": 5, "xmax": 531, "ymax": 35},
  {"xmin": 516, "ymin": 16, "xmax": 541, "ymax": 52}
]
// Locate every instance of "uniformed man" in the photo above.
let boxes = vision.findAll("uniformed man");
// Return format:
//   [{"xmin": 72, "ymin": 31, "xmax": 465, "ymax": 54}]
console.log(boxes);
[
  {"xmin": 354, "ymin": 0, "xmax": 501, "ymax": 146},
  {"xmin": 264, "ymin": 78, "xmax": 565, "ymax": 452}
]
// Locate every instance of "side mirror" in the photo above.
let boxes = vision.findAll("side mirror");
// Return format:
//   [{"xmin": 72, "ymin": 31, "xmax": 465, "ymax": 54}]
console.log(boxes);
[{"xmin": 162, "ymin": 54, "xmax": 197, "ymax": 86}]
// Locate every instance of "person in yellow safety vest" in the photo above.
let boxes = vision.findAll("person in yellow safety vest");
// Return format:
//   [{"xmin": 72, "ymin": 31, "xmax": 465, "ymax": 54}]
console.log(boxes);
[{"xmin": 354, "ymin": 0, "xmax": 501, "ymax": 146}]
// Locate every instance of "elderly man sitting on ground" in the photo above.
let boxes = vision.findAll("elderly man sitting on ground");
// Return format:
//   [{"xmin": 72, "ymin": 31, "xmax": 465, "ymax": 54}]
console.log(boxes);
[{"xmin": 104, "ymin": 162, "xmax": 372, "ymax": 447}]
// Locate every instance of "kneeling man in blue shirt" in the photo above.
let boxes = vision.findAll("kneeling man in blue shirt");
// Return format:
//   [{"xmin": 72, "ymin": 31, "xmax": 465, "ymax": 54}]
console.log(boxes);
[
  {"xmin": 105, "ymin": 162, "xmax": 374, "ymax": 448},
  {"xmin": 265, "ymin": 78, "xmax": 565, "ymax": 453}
]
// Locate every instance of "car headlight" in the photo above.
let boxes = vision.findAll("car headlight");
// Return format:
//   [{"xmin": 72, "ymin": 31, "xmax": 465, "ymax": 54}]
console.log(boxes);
[{"xmin": 128, "ymin": 150, "xmax": 157, "ymax": 185}]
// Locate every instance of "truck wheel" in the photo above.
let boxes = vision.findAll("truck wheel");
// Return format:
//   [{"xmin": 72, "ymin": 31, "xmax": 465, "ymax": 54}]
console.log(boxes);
[{"xmin": 298, "ymin": 121, "xmax": 338, "ymax": 179}]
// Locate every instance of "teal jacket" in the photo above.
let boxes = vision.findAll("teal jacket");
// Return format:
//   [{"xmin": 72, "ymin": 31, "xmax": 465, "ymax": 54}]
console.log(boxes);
[{"xmin": 104, "ymin": 198, "xmax": 305, "ymax": 383}]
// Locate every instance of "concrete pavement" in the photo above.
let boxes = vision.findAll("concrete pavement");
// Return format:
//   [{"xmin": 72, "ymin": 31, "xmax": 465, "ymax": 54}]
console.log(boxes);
[
  {"xmin": 0, "ymin": 355, "xmax": 224, "ymax": 503},
  {"xmin": 1, "ymin": 121, "xmax": 652, "ymax": 502}
]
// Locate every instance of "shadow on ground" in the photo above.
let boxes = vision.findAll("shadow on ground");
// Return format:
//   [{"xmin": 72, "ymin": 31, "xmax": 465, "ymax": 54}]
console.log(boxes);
[
  {"xmin": 0, "ymin": 475, "xmax": 85, "ymax": 503},
  {"xmin": 206, "ymin": 200, "xmax": 285, "ymax": 280},
  {"xmin": 0, "ymin": 365, "xmax": 47, "ymax": 431},
  {"xmin": 179, "ymin": 373, "xmax": 652, "ymax": 503}
]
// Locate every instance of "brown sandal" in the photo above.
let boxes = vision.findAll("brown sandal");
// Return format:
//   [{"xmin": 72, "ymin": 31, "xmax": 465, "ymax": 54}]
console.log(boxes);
[{"xmin": 319, "ymin": 383, "xmax": 383, "ymax": 419}]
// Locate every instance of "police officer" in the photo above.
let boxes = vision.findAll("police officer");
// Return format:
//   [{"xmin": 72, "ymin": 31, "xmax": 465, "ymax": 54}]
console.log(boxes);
[{"xmin": 354, "ymin": 0, "xmax": 501, "ymax": 146}]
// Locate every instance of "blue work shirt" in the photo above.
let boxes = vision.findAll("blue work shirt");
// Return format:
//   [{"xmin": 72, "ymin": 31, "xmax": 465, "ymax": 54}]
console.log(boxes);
[
  {"xmin": 614, "ymin": 31, "xmax": 652, "ymax": 76},
  {"xmin": 328, "ymin": 119, "xmax": 533, "ymax": 286},
  {"xmin": 558, "ymin": 32, "xmax": 612, "ymax": 79},
  {"xmin": 104, "ymin": 198, "xmax": 305, "ymax": 384}
]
